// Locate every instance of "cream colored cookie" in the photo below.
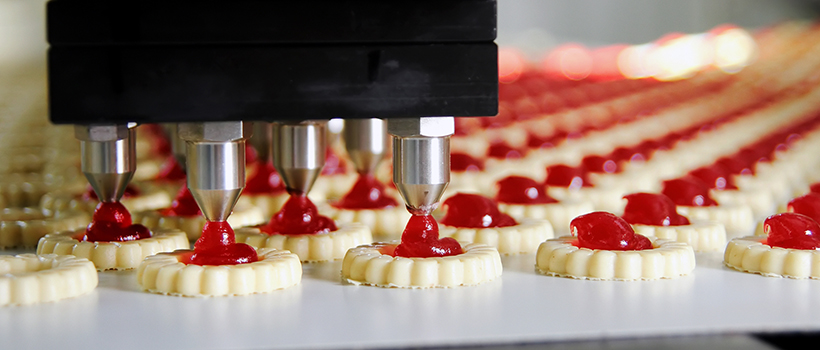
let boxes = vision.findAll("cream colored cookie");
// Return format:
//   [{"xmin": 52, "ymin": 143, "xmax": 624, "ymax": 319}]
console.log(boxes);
[
  {"xmin": 341, "ymin": 241, "xmax": 502, "ymax": 288},
  {"xmin": 36, "ymin": 228, "xmax": 189, "ymax": 271},
  {"xmin": 498, "ymin": 201, "xmax": 594, "ymax": 234},
  {"xmin": 136, "ymin": 247, "xmax": 302, "ymax": 297},
  {"xmin": 236, "ymin": 192, "xmax": 290, "ymax": 218},
  {"xmin": 0, "ymin": 254, "xmax": 98, "ymax": 306},
  {"xmin": 40, "ymin": 186, "xmax": 172, "ymax": 215},
  {"xmin": 439, "ymin": 220, "xmax": 554, "ymax": 255},
  {"xmin": 548, "ymin": 186, "xmax": 628, "ymax": 214},
  {"xmin": 0, "ymin": 173, "xmax": 55, "ymax": 208},
  {"xmin": 311, "ymin": 173, "xmax": 358, "ymax": 202},
  {"xmin": 134, "ymin": 205, "xmax": 266, "ymax": 241},
  {"xmin": 0, "ymin": 208, "xmax": 89, "ymax": 249},
  {"xmin": 535, "ymin": 236, "xmax": 695, "ymax": 281},
  {"xmin": 711, "ymin": 187, "xmax": 776, "ymax": 221},
  {"xmin": 235, "ymin": 223, "xmax": 371, "ymax": 262},
  {"xmin": 724, "ymin": 236, "xmax": 820, "ymax": 279},
  {"xmin": 632, "ymin": 221, "xmax": 727, "ymax": 252},
  {"xmin": 321, "ymin": 204, "xmax": 411, "ymax": 239},
  {"xmin": 676, "ymin": 203, "xmax": 755, "ymax": 237}
]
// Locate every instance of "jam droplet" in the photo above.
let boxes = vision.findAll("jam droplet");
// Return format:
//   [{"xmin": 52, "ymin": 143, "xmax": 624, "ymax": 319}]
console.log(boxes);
[
  {"xmin": 181, "ymin": 221, "xmax": 259, "ymax": 266},
  {"xmin": 715, "ymin": 156, "xmax": 754, "ymax": 176},
  {"xmin": 321, "ymin": 147, "xmax": 347, "ymax": 175},
  {"xmin": 787, "ymin": 193, "xmax": 820, "ymax": 223},
  {"xmin": 621, "ymin": 193, "xmax": 690, "ymax": 226},
  {"xmin": 763, "ymin": 213, "xmax": 820, "ymax": 250},
  {"xmin": 83, "ymin": 202, "xmax": 152, "ymax": 242},
  {"xmin": 82, "ymin": 184, "xmax": 141, "ymax": 201},
  {"xmin": 259, "ymin": 194, "xmax": 338, "ymax": 235},
  {"xmin": 545, "ymin": 165, "xmax": 591, "ymax": 189},
  {"xmin": 440, "ymin": 193, "xmax": 517, "ymax": 228},
  {"xmin": 688, "ymin": 165, "xmax": 738, "ymax": 190},
  {"xmin": 487, "ymin": 142, "xmax": 523, "ymax": 160},
  {"xmin": 582, "ymin": 155, "xmax": 620, "ymax": 174},
  {"xmin": 244, "ymin": 162, "xmax": 285, "ymax": 195},
  {"xmin": 155, "ymin": 156, "xmax": 186, "ymax": 181},
  {"xmin": 392, "ymin": 215, "xmax": 463, "ymax": 258},
  {"xmin": 572, "ymin": 211, "xmax": 652, "ymax": 251},
  {"xmin": 661, "ymin": 177, "xmax": 718, "ymax": 207},
  {"xmin": 495, "ymin": 176, "xmax": 558, "ymax": 204},
  {"xmin": 159, "ymin": 186, "xmax": 202, "ymax": 217},
  {"xmin": 451, "ymin": 153, "xmax": 485, "ymax": 172},
  {"xmin": 332, "ymin": 174, "xmax": 397, "ymax": 210},
  {"xmin": 809, "ymin": 182, "xmax": 820, "ymax": 194}
]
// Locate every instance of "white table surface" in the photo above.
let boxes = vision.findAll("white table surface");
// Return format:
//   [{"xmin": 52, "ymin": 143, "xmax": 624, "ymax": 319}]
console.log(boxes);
[{"xmin": 1, "ymin": 249, "xmax": 818, "ymax": 350}]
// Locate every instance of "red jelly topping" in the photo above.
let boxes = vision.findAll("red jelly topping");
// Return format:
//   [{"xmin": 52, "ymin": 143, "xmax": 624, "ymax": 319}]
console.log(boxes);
[
  {"xmin": 763, "ymin": 213, "xmax": 820, "ymax": 250},
  {"xmin": 181, "ymin": 221, "xmax": 259, "ymax": 266},
  {"xmin": 392, "ymin": 215, "xmax": 463, "ymax": 258},
  {"xmin": 715, "ymin": 157, "xmax": 754, "ymax": 176},
  {"xmin": 495, "ymin": 176, "xmax": 558, "ymax": 204},
  {"xmin": 545, "ymin": 165, "xmax": 591, "ymax": 189},
  {"xmin": 661, "ymin": 177, "xmax": 718, "ymax": 207},
  {"xmin": 82, "ymin": 184, "xmax": 141, "ymax": 201},
  {"xmin": 572, "ymin": 211, "xmax": 653, "ymax": 250},
  {"xmin": 688, "ymin": 165, "xmax": 738, "ymax": 190},
  {"xmin": 621, "ymin": 193, "xmax": 690, "ymax": 226},
  {"xmin": 609, "ymin": 146, "xmax": 646, "ymax": 163},
  {"xmin": 155, "ymin": 156, "xmax": 186, "ymax": 181},
  {"xmin": 439, "ymin": 193, "xmax": 517, "ymax": 228},
  {"xmin": 787, "ymin": 193, "xmax": 820, "ymax": 223},
  {"xmin": 259, "ymin": 194, "xmax": 337, "ymax": 235},
  {"xmin": 322, "ymin": 148, "xmax": 347, "ymax": 175},
  {"xmin": 83, "ymin": 202, "xmax": 151, "ymax": 242},
  {"xmin": 582, "ymin": 155, "xmax": 619, "ymax": 174},
  {"xmin": 451, "ymin": 153, "xmax": 485, "ymax": 172},
  {"xmin": 810, "ymin": 183, "xmax": 820, "ymax": 194},
  {"xmin": 332, "ymin": 175, "xmax": 397, "ymax": 210},
  {"xmin": 244, "ymin": 162, "xmax": 285, "ymax": 194},
  {"xmin": 487, "ymin": 142, "xmax": 523, "ymax": 160},
  {"xmin": 159, "ymin": 186, "xmax": 202, "ymax": 217}
]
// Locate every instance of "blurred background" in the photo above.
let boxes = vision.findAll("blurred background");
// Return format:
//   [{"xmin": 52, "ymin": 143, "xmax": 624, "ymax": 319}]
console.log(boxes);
[{"xmin": 1, "ymin": 0, "xmax": 818, "ymax": 65}]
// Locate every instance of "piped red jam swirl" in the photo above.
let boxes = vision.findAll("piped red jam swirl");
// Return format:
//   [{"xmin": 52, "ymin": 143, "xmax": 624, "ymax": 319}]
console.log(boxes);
[
  {"xmin": 451, "ymin": 153, "xmax": 485, "ymax": 172},
  {"xmin": 180, "ymin": 221, "xmax": 259, "ymax": 266},
  {"xmin": 621, "ymin": 193, "xmax": 690, "ymax": 226},
  {"xmin": 244, "ymin": 162, "xmax": 286, "ymax": 195},
  {"xmin": 495, "ymin": 176, "xmax": 558, "ymax": 205},
  {"xmin": 661, "ymin": 177, "xmax": 718, "ymax": 207},
  {"xmin": 159, "ymin": 186, "xmax": 202, "ymax": 217},
  {"xmin": 545, "ymin": 165, "xmax": 591, "ymax": 189},
  {"xmin": 83, "ymin": 202, "xmax": 152, "ymax": 242},
  {"xmin": 259, "ymin": 194, "xmax": 337, "ymax": 235},
  {"xmin": 332, "ymin": 175, "xmax": 397, "ymax": 210},
  {"xmin": 440, "ymin": 193, "xmax": 517, "ymax": 228},
  {"xmin": 392, "ymin": 215, "xmax": 463, "ymax": 258},
  {"xmin": 571, "ymin": 211, "xmax": 653, "ymax": 251},
  {"xmin": 763, "ymin": 213, "xmax": 820, "ymax": 250}
]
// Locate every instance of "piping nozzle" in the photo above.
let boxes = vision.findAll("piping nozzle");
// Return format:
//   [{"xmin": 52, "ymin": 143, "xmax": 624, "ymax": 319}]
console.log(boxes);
[
  {"xmin": 271, "ymin": 121, "xmax": 327, "ymax": 195},
  {"xmin": 343, "ymin": 118, "xmax": 388, "ymax": 175},
  {"xmin": 75, "ymin": 124, "xmax": 137, "ymax": 203}
]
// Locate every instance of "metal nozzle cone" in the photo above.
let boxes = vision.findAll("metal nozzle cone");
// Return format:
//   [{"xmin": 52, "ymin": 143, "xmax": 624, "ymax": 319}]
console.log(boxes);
[
  {"xmin": 189, "ymin": 188, "xmax": 242, "ymax": 222},
  {"xmin": 392, "ymin": 136, "xmax": 450, "ymax": 215},
  {"xmin": 343, "ymin": 118, "xmax": 388, "ymax": 175},
  {"xmin": 272, "ymin": 121, "xmax": 326, "ymax": 194},
  {"xmin": 84, "ymin": 172, "xmax": 134, "ymax": 203}
]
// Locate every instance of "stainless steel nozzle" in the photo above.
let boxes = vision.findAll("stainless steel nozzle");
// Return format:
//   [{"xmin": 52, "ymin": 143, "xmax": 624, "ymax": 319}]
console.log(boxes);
[
  {"xmin": 343, "ymin": 118, "xmax": 388, "ymax": 175},
  {"xmin": 388, "ymin": 117, "xmax": 454, "ymax": 215},
  {"xmin": 75, "ymin": 124, "xmax": 137, "ymax": 203},
  {"xmin": 271, "ymin": 121, "xmax": 326, "ymax": 194},
  {"xmin": 179, "ymin": 121, "xmax": 252, "ymax": 222}
]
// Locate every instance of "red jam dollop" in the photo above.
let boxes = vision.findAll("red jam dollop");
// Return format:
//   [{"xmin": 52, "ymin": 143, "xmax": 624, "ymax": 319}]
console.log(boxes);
[
  {"xmin": 83, "ymin": 202, "xmax": 151, "ymax": 242},
  {"xmin": 715, "ymin": 156, "xmax": 754, "ymax": 176},
  {"xmin": 763, "ymin": 213, "xmax": 820, "ymax": 250},
  {"xmin": 439, "ymin": 193, "xmax": 517, "ymax": 228},
  {"xmin": 688, "ymin": 165, "xmax": 738, "ymax": 190},
  {"xmin": 159, "ymin": 186, "xmax": 202, "ymax": 217},
  {"xmin": 392, "ymin": 215, "xmax": 463, "ymax": 258},
  {"xmin": 244, "ymin": 162, "xmax": 285, "ymax": 194},
  {"xmin": 82, "ymin": 185, "xmax": 141, "ymax": 201},
  {"xmin": 572, "ymin": 211, "xmax": 653, "ymax": 250},
  {"xmin": 661, "ymin": 177, "xmax": 718, "ymax": 207},
  {"xmin": 810, "ymin": 182, "xmax": 820, "ymax": 194},
  {"xmin": 582, "ymin": 155, "xmax": 620, "ymax": 174},
  {"xmin": 332, "ymin": 174, "xmax": 397, "ymax": 210},
  {"xmin": 155, "ymin": 156, "xmax": 186, "ymax": 181},
  {"xmin": 545, "ymin": 165, "xmax": 591, "ymax": 189},
  {"xmin": 487, "ymin": 142, "xmax": 523, "ymax": 160},
  {"xmin": 451, "ymin": 153, "xmax": 485, "ymax": 172},
  {"xmin": 181, "ymin": 221, "xmax": 259, "ymax": 266},
  {"xmin": 787, "ymin": 193, "xmax": 820, "ymax": 223},
  {"xmin": 321, "ymin": 148, "xmax": 347, "ymax": 175},
  {"xmin": 495, "ymin": 176, "xmax": 558, "ymax": 205},
  {"xmin": 621, "ymin": 193, "xmax": 690, "ymax": 226},
  {"xmin": 259, "ymin": 194, "xmax": 337, "ymax": 235}
]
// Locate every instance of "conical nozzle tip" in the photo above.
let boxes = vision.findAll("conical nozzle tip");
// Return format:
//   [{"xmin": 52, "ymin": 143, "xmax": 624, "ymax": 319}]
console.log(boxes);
[
  {"xmin": 189, "ymin": 189, "xmax": 242, "ymax": 222},
  {"xmin": 84, "ymin": 172, "xmax": 134, "ymax": 203}
]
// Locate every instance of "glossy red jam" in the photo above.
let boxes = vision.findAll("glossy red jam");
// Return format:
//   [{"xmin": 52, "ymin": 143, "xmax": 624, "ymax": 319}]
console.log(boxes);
[
  {"xmin": 321, "ymin": 148, "xmax": 347, "ymax": 175},
  {"xmin": 688, "ymin": 165, "xmax": 738, "ymax": 190},
  {"xmin": 451, "ymin": 153, "xmax": 485, "ymax": 172},
  {"xmin": 810, "ymin": 183, "xmax": 820, "ymax": 194},
  {"xmin": 82, "ymin": 185, "xmax": 141, "ymax": 201},
  {"xmin": 259, "ymin": 194, "xmax": 337, "ymax": 235},
  {"xmin": 440, "ymin": 193, "xmax": 517, "ymax": 228},
  {"xmin": 392, "ymin": 215, "xmax": 463, "ymax": 258},
  {"xmin": 661, "ymin": 177, "xmax": 718, "ymax": 207},
  {"xmin": 244, "ymin": 162, "xmax": 285, "ymax": 195},
  {"xmin": 621, "ymin": 193, "xmax": 690, "ymax": 226},
  {"xmin": 245, "ymin": 144, "xmax": 258, "ymax": 165},
  {"xmin": 571, "ymin": 211, "xmax": 652, "ymax": 250},
  {"xmin": 181, "ymin": 221, "xmax": 259, "ymax": 266},
  {"xmin": 582, "ymin": 155, "xmax": 620, "ymax": 174},
  {"xmin": 155, "ymin": 156, "xmax": 186, "ymax": 181},
  {"xmin": 763, "ymin": 213, "xmax": 820, "ymax": 250},
  {"xmin": 545, "ymin": 165, "xmax": 591, "ymax": 189},
  {"xmin": 332, "ymin": 174, "xmax": 397, "ymax": 210},
  {"xmin": 83, "ymin": 202, "xmax": 151, "ymax": 242},
  {"xmin": 715, "ymin": 157, "xmax": 754, "ymax": 176},
  {"xmin": 609, "ymin": 146, "xmax": 646, "ymax": 163},
  {"xmin": 495, "ymin": 176, "xmax": 558, "ymax": 204},
  {"xmin": 787, "ymin": 193, "xmax": 820, "ymax": 223},
  {"xmin": 159, "ymin": 186, "xmax": 202, "ymax": 217},
  {"xmin": 487, "ymin": 142, "xmax": 523, "ymax": 160}
]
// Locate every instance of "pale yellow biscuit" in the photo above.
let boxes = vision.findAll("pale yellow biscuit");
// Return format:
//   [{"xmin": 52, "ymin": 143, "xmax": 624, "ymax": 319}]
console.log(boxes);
[
  {"xmin": 711, "ymin": 187, "xmax": 776, "ymax": 221},
  {"xmin": 321, "ymin": 204, "xmax": 411, "ymax": 239},
  {"xmin": 0, "ymin": 254, "xmax": 98, "ymax": 306},
  {"xmin": 40, "ymin": 185, "xmax": 172, "ymax": 215},
  {"xmin": 676, "ymin": 203, "xmax": 755, "ymax": 237},
  {"xmin": 724, "ymin": 236, "xmax": 820, "ymax": 279},
  {"xmin": 341, "ymin": 241, "xmax": 502, "ymax": 288},
  {"xmin": 439, "ymin": 220, "xmax": 554, "ymax": 255},
  {"xmin": 136, "ymin": 247, "xmax": 302, "ymax": 297},
  {"xmin": 236, "ymin": 192, "xmax": 290, "ymax": 218},
  {"xmin": 548, "ymin": 186, "xmax": 628, "ymax": 214},
  {"xmin": 311, "ymin": 173, "xmax": 358, "ymax": 202},
  {"xmin": 498, "ymin": 201, "xmax": 594, "ymax": 234},
  {"xmin": 0, "ymin": 208, "xmax": 89, "ymax": 249},
  {"xmin": 36, "ymin": 228, "xmax": 189, "ymax": 271},
  {"xmin": 235, "ymin": 223, "xmax": 371, "ymax": 262},
  {"xmin": 535, "ymin": 236, "xmax": 695, "ymax": 281},
  {"xmin": 134, "ymin": 205, "xmax": 265, "ymax": 241},
  {"xmin": 632, "ymin": 222, "xmax": 727, "ymax": 252}
]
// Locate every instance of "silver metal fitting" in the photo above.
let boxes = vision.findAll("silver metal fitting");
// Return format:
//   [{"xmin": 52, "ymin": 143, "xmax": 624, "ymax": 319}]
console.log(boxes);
[
  {"xmin": 75, "ymin": 124, "xmax": 137, "ymax": 203},
  {"xmin": 74, "ymin": 124, "xmax": 132, "ymax": 142},
  {"xmin": 178, "ymin": 121, "xmax": 252, "ymax": 142},
  {"xmin": 386, "ymin": 116, "xmax": 455, "ymax": 137},
  {"xmin": 343, "ymin": 118, "xmax": 388, "ymax": 175},
  {"xmin": 271, "ymin": 121, "xmax": 327, "ymax": 194}
]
